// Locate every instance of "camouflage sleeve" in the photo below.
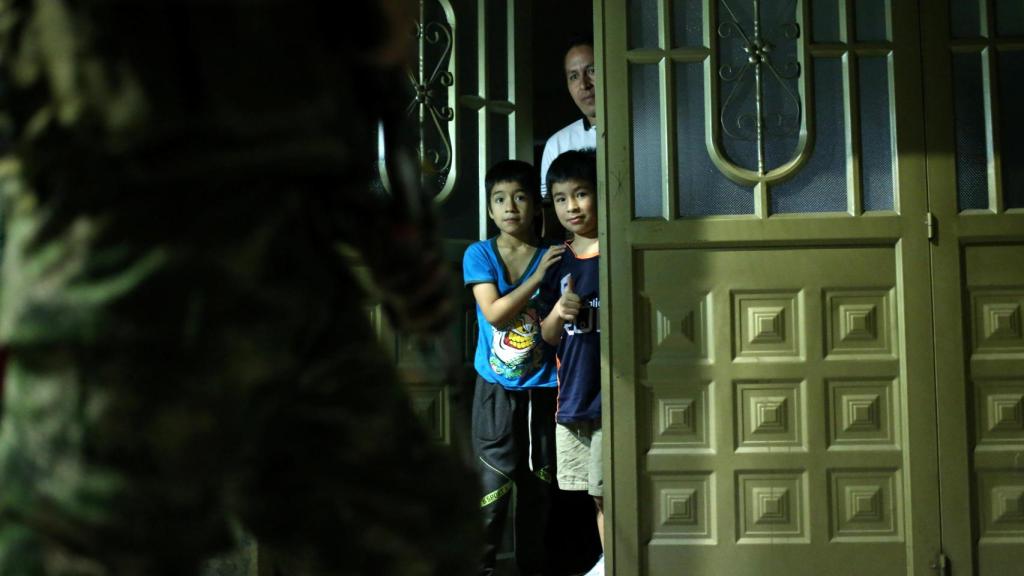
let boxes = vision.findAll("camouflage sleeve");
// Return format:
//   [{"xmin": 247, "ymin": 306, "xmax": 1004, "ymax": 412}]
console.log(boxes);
[{"xmin": 0, "ymin": 0, "xmax": 439, "ymax": 298}]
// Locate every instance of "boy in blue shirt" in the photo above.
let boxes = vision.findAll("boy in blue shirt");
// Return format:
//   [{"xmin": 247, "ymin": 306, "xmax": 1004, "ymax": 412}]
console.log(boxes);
[
  {"xmin": 463, "ymin": 160, "xmax": 565, "ymax": 576},
  {"xmin": 539, "ymin": 150, "xmax": 604, "ymax": 576}
]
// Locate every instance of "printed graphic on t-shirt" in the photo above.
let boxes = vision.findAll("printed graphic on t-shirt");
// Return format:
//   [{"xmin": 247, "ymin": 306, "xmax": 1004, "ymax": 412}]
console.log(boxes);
[
  {"xmin": 564, "ymin": 297, "xmax": 600, "ymax": 336},
  {"xmin": 489, "ymin": 301, "xmax": 545, "ymax": 378},
  {"xmin": 560, "ymin": 273, "xmax": 600, "ymax": 336}
]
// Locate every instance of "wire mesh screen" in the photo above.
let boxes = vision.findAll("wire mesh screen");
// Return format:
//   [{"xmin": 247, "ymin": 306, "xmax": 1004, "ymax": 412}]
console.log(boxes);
[
  {"xmin": 998, "ymin": 50, "xmax": 1024, "ymax": 209},
  {"xmin": 996, "ymin": 0, "xmax": 1024, "ymax": 37},
  {"xmin": 486, "ymin": 2, "xmax": 508, "ymax": 101},
  {"xmin": 771, "ymin": 58, "xmax": 847, "ymax": 214},
  {"xmin": 763, "ymin": 0, "xmax": 801, "ymax": 171},
  {"xmin": 629, "ymin": 0, "xmax": 660, "ymax": 49},
  {"xmin": 675, "ymin": 62, "xmax": 754, "ymax": 216},
  {"xmin": 716, "ymin": 0, "xmax": 800, "ymax": 173},
  {"xmin": 855, "ymin": 0, "xmax": 889, "ymax": 42},
  {"xmin": 859, "ymin": 56, "xmax": 895, "ymax": 212},
  {"xmin": 951, "ymin": 0, "xmax": 982, "ymax": 39},
  {"xmin": 632, "ymin": 63, "xmax": 665, "ymax": 218},
  {"xmin": 952, "ymin": 52, "xmax": 989, "ymax": 211},
  {"xmin": 488, "ymin": 112, "xmax": 509, "ymax": 167},
  {"xmin": 673, "ymin": 0, "xmax": 703, "ymax": 47},
  {"xmin": 812, "ymin": 0, "xmax": 840, "ymax": 43},
  {"xmin": 717, "ymin": 0, "xmax": 759, "ymax": 171}
]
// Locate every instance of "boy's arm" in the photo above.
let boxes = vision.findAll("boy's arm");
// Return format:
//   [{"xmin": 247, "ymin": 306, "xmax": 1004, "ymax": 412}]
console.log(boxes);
[
  {"xmin": 540, "ymin": 274, "xmax": 580, "ymax": 346},
  {"xmin": 472, "ymin": 246, "xmax": 564, "ymax": 326},
  {"xmin": 541, "ymin": 306, "xmax": 565, "ymax": 346}
]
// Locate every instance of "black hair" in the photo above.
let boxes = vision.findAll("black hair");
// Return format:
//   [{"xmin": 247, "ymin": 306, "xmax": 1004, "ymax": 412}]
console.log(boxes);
[
  {"xmin": 564, "ymin": 34, "xmax": 594, "ymax": 58},
  {"xmin": 545, "ymin": 149, "xmax": 596, "ymax": 196},
  {"xmin": 484, "ymin": 160, "xmax": 540, "ymax": 203}
]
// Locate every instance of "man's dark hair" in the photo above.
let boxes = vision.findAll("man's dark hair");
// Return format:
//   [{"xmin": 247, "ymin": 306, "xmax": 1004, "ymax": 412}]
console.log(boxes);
[
  {"xmin": 545, "ymin": 149, "xmax": 596, "ymax": 194},
  {"xmin": 485, "ymin": 160, "xmax": 540, "ymax": 203},
  {"xmin": 564, "ymin": 34, "xmax": 594, "ymax": 59}
]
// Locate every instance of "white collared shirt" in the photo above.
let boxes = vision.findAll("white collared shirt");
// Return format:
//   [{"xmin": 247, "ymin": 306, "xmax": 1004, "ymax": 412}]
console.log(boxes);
[{"xmin": 540, "ymin": 118, "xmax": 597, "ymax": 199}]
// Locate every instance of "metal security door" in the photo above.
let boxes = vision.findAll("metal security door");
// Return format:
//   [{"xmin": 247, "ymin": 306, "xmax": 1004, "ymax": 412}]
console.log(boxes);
[
  {"xmin": 597, "ymin": 1, "xmax": 941, "ymax": 574},
  {"xmin": 376, "ymin": 0, "xmax": 535, "ymax": 448},
  {"xmin": 922, "ymin": 2, "xmax": 1024, "ymax": 574}
]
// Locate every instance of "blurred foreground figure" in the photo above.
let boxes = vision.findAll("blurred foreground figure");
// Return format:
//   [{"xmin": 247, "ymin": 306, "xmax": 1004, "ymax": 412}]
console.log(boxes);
[{"xmin": 0, "ymin": 1, "xmax": 479, "ymax": 574}]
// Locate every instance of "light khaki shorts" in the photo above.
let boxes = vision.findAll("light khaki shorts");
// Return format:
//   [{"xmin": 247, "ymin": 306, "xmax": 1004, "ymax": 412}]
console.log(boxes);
[{"xmin": 555, "ymin": 421, "xmax": 603, "ymax": 497}]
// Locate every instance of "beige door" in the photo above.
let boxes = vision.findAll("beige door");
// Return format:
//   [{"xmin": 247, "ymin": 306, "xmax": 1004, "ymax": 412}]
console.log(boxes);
[
  {"xmin": 597, "ymin": 1, "xmax": 942, "ymax": 574},
  {"xmin": 922, "ymin": 1, "xmax": 1024, "ymax": 574}
]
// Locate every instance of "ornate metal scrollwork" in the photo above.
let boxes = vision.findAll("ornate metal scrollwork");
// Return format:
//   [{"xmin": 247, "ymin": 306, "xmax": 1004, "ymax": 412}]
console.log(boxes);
[
  {"xmin": 716, "ymin": 0, "xmax": 802, "ymax": 176},
  {"xmin": 379, "ymin": 0, "xmax": 457, "ymax": 202}
]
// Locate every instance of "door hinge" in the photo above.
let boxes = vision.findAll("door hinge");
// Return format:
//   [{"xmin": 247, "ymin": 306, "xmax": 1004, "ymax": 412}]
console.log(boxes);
[
  {"xmin": 929, "ymin": 552, "xmax": 949, "ymax": 574},
  {"xmin": 925, "ymin": 212, "xmax": 937, "ymax": 241}
]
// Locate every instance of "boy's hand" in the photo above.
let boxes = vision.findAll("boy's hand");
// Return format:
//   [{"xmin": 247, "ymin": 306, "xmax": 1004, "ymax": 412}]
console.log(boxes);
[
  {"xmin": 555, "ymin": 274, "xmax": 581, "ymax": 323},
  {"xmin": 532, "ymin": 245, "xmax": 566, "ymax": 280}
]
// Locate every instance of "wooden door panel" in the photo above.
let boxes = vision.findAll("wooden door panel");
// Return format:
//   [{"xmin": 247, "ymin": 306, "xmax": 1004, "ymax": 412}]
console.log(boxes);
[
  {"xmin": 958, "ymin": 245, "xmax": 1024, "ymax": 575},
  {"xmin": 636, "ymin": 246, "xmax": 907, "ymax": 574},
  {"xmin": 922, "ymin": 1, "xmax": 1024, "ymax": 573}
]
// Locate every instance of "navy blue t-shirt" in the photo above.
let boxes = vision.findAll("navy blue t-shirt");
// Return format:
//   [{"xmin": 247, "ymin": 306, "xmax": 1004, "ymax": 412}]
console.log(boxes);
[{"xmin": 538, "ymin": 241, "xmax": 600, "ymax": 423}]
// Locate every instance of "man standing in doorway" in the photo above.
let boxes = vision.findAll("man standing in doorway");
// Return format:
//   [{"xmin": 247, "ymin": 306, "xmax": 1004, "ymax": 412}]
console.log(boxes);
[{"xmin": 540, "ymin": 35, "xmax": 598, "ymax": 200}]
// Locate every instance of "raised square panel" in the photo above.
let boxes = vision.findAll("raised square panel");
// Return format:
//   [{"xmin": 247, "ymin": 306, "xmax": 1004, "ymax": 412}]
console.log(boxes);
[
  {"xmin": 408, "ymin": 386, "xmax": 448, "ymax": 444},
  {"xmin": 824, "ymin": 289, "xmax": 895, "ymax": 359},
  {"xmin": 752, "ymin": 486, "xmax": 791, "ymax": 524},
  {"xmin": 827, "ymin": 379, "xmax": 900, "ymax": 450},
  {"xmin": 646, "ymin": 381, "xmax": 714, "ymax": 453},
  {"xmin": 736, "ymin": 381, "xmax": 806, "ymax": 452},
  {"xmin": 986, "ymin": 304, "xmax": 1021, "ymax": 339},
  {"xmin": 975, "ymin": 380, "xmax": 1024, "ymax": 449},
  {"xmin": 732, "ymin": 291, "xmax": 803, "ymax": 361},
  {"xmin": 639, "ymin": 292, "xmax": 712, "ymax": 365},
  {"xmin": 829, "ymin": 469, "xmax": 904, "ymax": 542},
  {"xmin": 647, "ymin": 473, "xmax": 716, "ymax": 544},
  {"xmin": 978, "ymin": 471, "xmax": 1024, "ymax": 543},
  {"xmin": 736, "ymin": 471, "xmax": 809, "ymax": 543},
  {"xmin": 992, "ymin": 487, "xmax": 1024, "ymax": 525},
  {"xmin": 971, "ymin": 290, "xmax": 1024, "ymax": 358}
]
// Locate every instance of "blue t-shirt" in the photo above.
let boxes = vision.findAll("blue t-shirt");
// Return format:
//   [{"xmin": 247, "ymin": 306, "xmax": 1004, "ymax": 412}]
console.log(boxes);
[
  {"xmin": 463, "ymin": 238, "xmax": 557, "ymax": 390},
  {"xmin": 537, "ymin": 241, "xmax": 600, "ymax": 423}
]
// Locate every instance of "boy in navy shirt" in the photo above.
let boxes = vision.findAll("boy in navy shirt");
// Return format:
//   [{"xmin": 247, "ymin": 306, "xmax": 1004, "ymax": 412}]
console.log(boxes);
[
  {"xmin": 539, "ymin": 150, "xmax": 604, "ymax": 576},
  {"xmin": 463, "ymin": 160, "xmax": 565, "ymax": 576}
]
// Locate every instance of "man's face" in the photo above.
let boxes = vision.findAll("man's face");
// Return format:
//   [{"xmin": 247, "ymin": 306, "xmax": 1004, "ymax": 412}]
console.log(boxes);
[
  {"xmin": 564, "ymin": 44, "xmax": 596, "ymax": 123},
  {"xmin": 551, "ymin": 178, "xmax": 597, "ymax": 238}
]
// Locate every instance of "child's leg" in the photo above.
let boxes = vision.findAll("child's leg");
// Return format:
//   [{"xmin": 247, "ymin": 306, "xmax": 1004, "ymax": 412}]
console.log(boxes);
[
  {"xmin": 558, "ymin": 422, "xmax": 606, "ymax": 572},
  {"xmin": 511, "ymin": 388, "xmax": 556, "ymax": 574},
  {"xmin": 472, "ymin": 377, "xmax": 522, "ymax": 576},
  {"xmin": 555, "ymin": 423, "xmax": 593, "ymax": 493},
  {"xmin": 589, "ymin": 425, "xmax": 605, "ymax": 550}
]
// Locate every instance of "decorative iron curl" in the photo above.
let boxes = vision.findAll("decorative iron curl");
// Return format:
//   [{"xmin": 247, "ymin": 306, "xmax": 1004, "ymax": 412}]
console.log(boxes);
[
  {"xmin": 719, "ymin": 62, "xmax": 750, "ymax": 82},
  {"xmin": 774, "ymin": 60, "xmax": 801, "ymax": 80},
  {"xmin": 385, "ymin": 0, "xmax": 457, "ymax": 200},
  {"xmin": 715, "ymin": 0, "xmax": 804, "ymax": 171}
]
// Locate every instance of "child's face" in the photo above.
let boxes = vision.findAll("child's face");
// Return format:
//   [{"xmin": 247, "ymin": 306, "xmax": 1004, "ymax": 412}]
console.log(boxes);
[
  {"xmin": 551, "ymin": 178, "xmax": 597, "ymax": 238},
  {"xmin": 488, "ymin": 180, "xmax": 536, "ymax": 236}
]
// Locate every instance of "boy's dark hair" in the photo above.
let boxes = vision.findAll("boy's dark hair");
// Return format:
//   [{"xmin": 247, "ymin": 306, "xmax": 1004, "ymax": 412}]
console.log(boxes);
[
  {"xmin": 485, "ymin": 160, "xmax": 540, "ymax": 203},
  {"xmin": 545, "ymin": 149, "xmax": 597, "ymax": 195},
  {"xmin": 564, "ymin": 34, "xmax": 594, "ymax": 59}
]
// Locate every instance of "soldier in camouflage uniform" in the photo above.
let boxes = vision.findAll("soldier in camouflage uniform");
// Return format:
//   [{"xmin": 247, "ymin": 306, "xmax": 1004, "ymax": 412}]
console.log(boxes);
[{"xmin": 0, "ymin": 1, "xmax": 479, "ymax": 574}]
